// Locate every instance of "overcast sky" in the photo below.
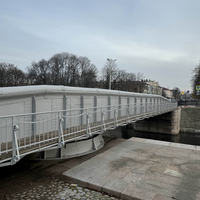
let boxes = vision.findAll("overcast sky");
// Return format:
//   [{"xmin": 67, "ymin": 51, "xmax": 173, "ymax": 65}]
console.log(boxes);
[{"xmin": 1, "ymin": 0, "xmax": 200, "ymax": 92}]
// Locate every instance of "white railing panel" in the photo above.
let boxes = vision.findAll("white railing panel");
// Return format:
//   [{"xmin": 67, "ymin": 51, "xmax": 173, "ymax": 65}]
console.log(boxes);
[{"xmin": 0, "ymin": 98, "xmax": 177, "ymax": 165}]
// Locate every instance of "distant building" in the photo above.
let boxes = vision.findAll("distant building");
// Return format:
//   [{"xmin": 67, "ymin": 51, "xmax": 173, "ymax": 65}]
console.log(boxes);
[
  {"xmin": 143, "ymin": 79, "xmax": 162, "ymax": 95},
  {"xmin": 162, "ymin": 87, "xmax": 173, "ymax": 98},
  {"xmin": 92, "ymin": 80, "xmax": 173, "ymax": 99}
]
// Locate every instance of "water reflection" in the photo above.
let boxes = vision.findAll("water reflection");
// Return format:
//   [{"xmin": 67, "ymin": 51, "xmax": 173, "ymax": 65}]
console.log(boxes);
[{"xmin": 120, "ymin": 127, "xmax": 200, "ymax": 146}]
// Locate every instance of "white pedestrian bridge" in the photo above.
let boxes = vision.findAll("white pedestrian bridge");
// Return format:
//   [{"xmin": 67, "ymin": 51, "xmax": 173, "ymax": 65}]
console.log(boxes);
[{"xmin": 0, "ymin": 85, "xmax": 177, "ymax": 167}]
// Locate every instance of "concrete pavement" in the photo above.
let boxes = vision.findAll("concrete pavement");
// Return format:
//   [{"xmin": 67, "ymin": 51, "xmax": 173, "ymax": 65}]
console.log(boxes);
[{"xmin": 62, "ymin": 137, "xmax": 200, "ymax": 200}]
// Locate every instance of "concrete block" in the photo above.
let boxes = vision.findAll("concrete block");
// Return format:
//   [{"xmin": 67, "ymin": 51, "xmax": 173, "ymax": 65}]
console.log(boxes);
[
  {"xmin": 86, "ymin": 171, "xmax": 113, "ymax": 191},
  {"xmin": 143, "ymin": 172, "xmax": 181, "ymax": 187},
  {"xmin": 149, "ymin": 162, "xmax": 169, "ymax": 173},
  {"xmin": 61, "ymin": 137, "xmax": 200, "ymax": 200},
  {"xmin": 196, "ymin": 146, "xmax": 200, "ymax": 151},
  {"xmin": 153, "ymin": 194, "xmax": 175, "ymax": 200},
  {"xmin": 109, "ymin": 165, "xmax": 132, "ymax": 178},
  {"xmin": 169, "ymin": 143, "xmax": 195, "ymax": 150},
  {"xmin": 123, "ymin": 170, "xmax": 146, "ymax": 183},
  {"xmin": 62, "ymin": 164, "xmax": 94, "ymax": 180},
  {"xmin": 154, "ymin": 147, "xmax": 191, "ymax": 159},
  {"xmin": 102, "ymin": 178, "xmax": 129, "ymax": 197},
  {"xmin": 164, "ymin": 165, "xmax": 184, "ymax": 178},
  {"xmin": 95, "ymin": 147, "xmax": 126, "ymax": 162},
  {"xmin": 121, "ymin": 182, "xmax": 156, "ymax": 200},
  {"xmin": 136, "ymin": 181, "xmax": 175, "ymax": 197},
  {"xmin": 144, "ymin": 139, "xmax": 169, "ymax": 146},
  {"xmin": 129, "ymin": 137, "xmax": 146, "ymax": 143},
  {"xmin": 81, "ymin": 156, "xmax": 108, "ymax": 171}
]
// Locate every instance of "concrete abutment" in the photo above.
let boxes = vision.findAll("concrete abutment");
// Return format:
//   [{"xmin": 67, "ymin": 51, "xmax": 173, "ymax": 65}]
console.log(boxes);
[{"xmin": 133, "ymin": 107, "xmax": 181, "ymax": 135}]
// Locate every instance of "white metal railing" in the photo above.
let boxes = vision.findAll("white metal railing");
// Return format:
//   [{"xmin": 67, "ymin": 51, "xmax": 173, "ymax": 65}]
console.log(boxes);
[{"xmin": 0, "ymin": 101, "xmax": 177, "ymax": 166}]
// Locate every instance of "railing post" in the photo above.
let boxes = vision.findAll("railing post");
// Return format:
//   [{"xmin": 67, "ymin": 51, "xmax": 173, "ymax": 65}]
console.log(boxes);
[
  {"xmin": 126, "ymin": 97, "xmax": 130, "ymax": 123},
  {"xmin": 12, "ymin": 117, "xmax": 16, "ymax": 165},
  {"xmin": 58, "ymin": 112, "xmax": 64, "ymax": 148},
  {"xmin": 86, "ymin": 109, "xmax": 91, "ymax": 138},
  {"xmin": 157, "ymin": 98, "xmax": 158, "ymax": 111},
  {"xmin": 126, "ymin": 106, "xmax": 130, "ymax": 124},
  {"xmin": 101, "ymin": 108, "xmax": 106, "ymax": 133},
  {"xmin": 160, "ymin": 100, "xmax": 162, "ymax": 111},
  {"xmin": 118, "ymin": 96, "xmax": 121, "ymax": 118},
  {"xmin": 134, "ymin": 97, "xmax": 137, "ymax": 115},
  {"xmin": 114, "ymin": 109, "xmax": 118, "ymax": 128},
  {"xmin": 32, "ymin": 96, "xmax": 36, "ymax": 136},
  {"xmin": 86, "ymin": 109, "xmax": 89, "ymax": 137},
  {"xmin": 12, "ymin": 116, "xmax": 20, "ymax": 165},
  {"xmin": 94, "ymin": 96, "xmax": 97, "ymax": 123},
  {"xmin": 146, "ymin": 98, "xmax": 148, "ymax": 113},
  {"xmin": 81, "ymin": 95, "xmax": 84, "ymax": 126},
  {"xmin": 63, "ymin": 95, "xmax": 67, "ymax": 129},
  {"xmin": 108, "ymin": 95, "xmax": 111, "ymax": 120}
]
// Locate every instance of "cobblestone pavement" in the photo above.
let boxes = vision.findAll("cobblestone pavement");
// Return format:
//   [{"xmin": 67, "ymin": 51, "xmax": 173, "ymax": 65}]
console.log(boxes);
[
  {"xmin": 0, "ymin": 137, "xmax": 125, "ymax": 200},
  {"xmin": 4, "ymin": 179, "xmax": 121, "ymax": 200}
]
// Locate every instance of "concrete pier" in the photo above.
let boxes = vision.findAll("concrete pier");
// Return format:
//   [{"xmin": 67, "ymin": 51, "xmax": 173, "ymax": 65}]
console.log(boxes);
[{"xmin": 62, "ymin": 137, "xmax": 200, "ymax": 200}]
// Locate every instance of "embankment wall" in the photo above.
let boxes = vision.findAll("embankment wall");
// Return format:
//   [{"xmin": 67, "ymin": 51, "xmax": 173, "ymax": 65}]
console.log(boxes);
[{"xmin": 180, "ymin": 107, "xmax": 200, "ymax": 133}]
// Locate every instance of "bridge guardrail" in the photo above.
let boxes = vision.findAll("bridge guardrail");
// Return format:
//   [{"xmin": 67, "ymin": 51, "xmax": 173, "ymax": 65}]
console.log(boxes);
[{"xmin": 0, "ymin": 101, "xmax": 177, "ymax": 166}]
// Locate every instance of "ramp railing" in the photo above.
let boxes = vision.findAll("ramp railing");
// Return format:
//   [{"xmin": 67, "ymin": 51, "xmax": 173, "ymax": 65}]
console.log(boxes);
[{"xmin": 0, "ymin": 101, "xmax": 177, "ymax": 166}]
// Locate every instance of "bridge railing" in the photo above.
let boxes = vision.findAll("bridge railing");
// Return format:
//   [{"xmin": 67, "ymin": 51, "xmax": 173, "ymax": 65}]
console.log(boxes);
[{"xmin": 0, "ymin": 101, "xmax": 177, "ymax": 166}]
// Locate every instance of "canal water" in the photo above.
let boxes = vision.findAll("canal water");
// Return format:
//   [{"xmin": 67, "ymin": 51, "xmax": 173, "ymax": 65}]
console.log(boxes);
[{"xmin": 120, "ymin": 127, "xmax": 200, "ymax": 146}]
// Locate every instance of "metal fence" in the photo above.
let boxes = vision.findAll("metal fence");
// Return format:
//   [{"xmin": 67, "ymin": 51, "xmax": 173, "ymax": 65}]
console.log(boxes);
[
  {"xmin": 178, "ymin": 100, "xmax": 200, "ymax": 106},
  {"xmin": 0, "ymin": 101, "xmax": 177, "ymax": 167}
]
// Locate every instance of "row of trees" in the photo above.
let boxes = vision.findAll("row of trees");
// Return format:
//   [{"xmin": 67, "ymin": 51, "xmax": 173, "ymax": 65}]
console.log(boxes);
[
  {"xmin": 0, "ymin": 52, "xmax": 146, "ymax": 92},
  {"xmin": 0, "ymin": 51, "xmax": 184, "ymax": 100},
  {"xmin": 101, "ymin": 59, "xmax": 145, "ymax": 91},
  {"xmin": 27, "ymin": 52, "xmax": 97, "ymax": 87},
  {"xmin": 0, "ymin": 63, "xmax": 27, "ymax": 87}
]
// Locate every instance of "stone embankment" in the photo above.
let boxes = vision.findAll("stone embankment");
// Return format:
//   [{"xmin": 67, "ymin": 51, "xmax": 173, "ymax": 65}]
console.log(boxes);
[{"xmin": 180, "ymin": 106, "xmax": 200, "ymax": 133}]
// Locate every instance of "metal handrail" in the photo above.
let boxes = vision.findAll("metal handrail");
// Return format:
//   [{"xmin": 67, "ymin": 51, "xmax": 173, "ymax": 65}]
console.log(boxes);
[{"xmin": 0, "ymin": 101, "xmax": 177, "ymax": 166}]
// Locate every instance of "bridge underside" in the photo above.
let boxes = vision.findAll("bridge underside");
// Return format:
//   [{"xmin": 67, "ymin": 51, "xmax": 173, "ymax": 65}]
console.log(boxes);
[
  {"xmin": 25, "ymin": 134, "xmax": 104, "ymax": 160},
  {"xmin": 134, "ymin": 107, "xmax": 181, "ymax": 135}
]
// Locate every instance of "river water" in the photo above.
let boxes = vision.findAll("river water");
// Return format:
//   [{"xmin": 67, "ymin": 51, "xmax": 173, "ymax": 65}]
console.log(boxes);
[{"xmin": 120, "ymin": 127, "xmax": 200, "ymax": 146}]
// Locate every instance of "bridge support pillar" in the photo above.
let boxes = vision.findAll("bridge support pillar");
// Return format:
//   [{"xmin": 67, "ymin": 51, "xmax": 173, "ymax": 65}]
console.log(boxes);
[{"xmin": 134, "ymin": 107, "xmax": 181, "ymax": 135}]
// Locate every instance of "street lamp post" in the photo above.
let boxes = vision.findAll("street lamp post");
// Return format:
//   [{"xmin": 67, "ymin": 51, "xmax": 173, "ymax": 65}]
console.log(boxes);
[{"xmin": 107, "ymin": 58, "xmax": 117, "ymax": 90}]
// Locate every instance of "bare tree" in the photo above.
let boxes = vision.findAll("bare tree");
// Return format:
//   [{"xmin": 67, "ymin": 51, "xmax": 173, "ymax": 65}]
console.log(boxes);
[
  {"xmin": 49, "ymin": 54, "xmax": 64, "ymax": 85},
  {"xmin": 0, "ymin": 63, "xmax": 27, "ymax": 87},
  {"xmin": 191, "ymin": 62, "xmax": 200, "ymax": 99},
  {"xmin": 173, "ymin": 87, "xmax": 181, "ymax": 101},
  {"xmin": 128, "ymin": 72, "xmax": 137, "ymax": 81},
  {"xmin": 0, "ymin": 63, "xmax": 7, "ymax": 87},
  {"xmin": 113, "ymin": 69, "xmax": 129, "ymax": 90},
  {"xmin": 27, "ymin": 59, "xmax": 50, "ymax": 85},
  {"xmin": 78, "ymin": 57, "xmax": 98, "ymax": 87},
  {"xmin": 136, "ymin": 72, "xmax": 145, "ymax": 81},
  {"xmin": 101, "ymin": 59, "xmax": 118, "ymax": 89}
]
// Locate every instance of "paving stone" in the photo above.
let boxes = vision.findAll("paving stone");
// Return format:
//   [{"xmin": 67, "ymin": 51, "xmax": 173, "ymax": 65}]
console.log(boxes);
[
  {"xmin": 61, "ymin": 137, "xmax": 200, "ymax": 200},
  {"xmin": 6, "ymin": 137, "xmax": 200, "ymax": 200},
  {"xmin": 121, "ymin": 182, "xmax": 156, "ymax": 200},
  {"xmin": 102, "ymin": 178, "xmax": 129, "ymax": 197}
]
